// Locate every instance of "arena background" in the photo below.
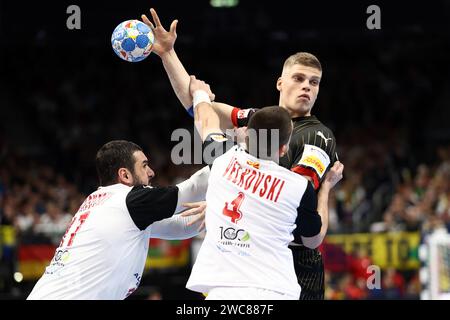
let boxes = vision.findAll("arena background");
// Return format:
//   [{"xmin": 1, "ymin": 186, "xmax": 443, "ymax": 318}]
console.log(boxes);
[{"xmin": 1, "ymin": 0, "xmax": 449, "ymax": 300}]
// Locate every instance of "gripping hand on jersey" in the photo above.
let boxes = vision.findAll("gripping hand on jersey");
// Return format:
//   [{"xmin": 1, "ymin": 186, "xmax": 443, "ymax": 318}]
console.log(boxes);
[
  {"xmin": 189, "ymin": 76, "xmax": 216, "ymax": 102},
  {"xmin": 321, "ymin": 161, "xmax": 344, "ymax": 191},
  {"xmin": 180, "ymin": 201, "xmax": 207, "ymax": 232},
  {"xmin": 141, "ymin": 8, "xmax": 178, "ymax": 57}
]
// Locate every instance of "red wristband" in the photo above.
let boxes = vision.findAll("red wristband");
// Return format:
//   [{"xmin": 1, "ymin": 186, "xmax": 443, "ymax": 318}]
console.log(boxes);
[{"xmin": 231, "ymin": 107, "xmax": 240, "ymax": 127}]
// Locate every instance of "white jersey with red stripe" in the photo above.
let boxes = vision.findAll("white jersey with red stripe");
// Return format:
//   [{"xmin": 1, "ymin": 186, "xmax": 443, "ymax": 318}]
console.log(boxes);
[
  {"xmin": 28, "ymin": 166, "xmax": 210, "ymax": 300},
  {"xmin": 27, "ymin": 184, "xmax": 152, "ymax": 300},
  {"xmin": 186, "ymin": 146, "xmax": 310, "ymax": 298}
]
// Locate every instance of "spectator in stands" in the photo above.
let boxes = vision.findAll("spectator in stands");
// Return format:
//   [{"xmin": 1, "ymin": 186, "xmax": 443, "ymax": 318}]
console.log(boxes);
[{"xmin": 34, "ymin": 200, "xmax": 72, "ymax": 245}]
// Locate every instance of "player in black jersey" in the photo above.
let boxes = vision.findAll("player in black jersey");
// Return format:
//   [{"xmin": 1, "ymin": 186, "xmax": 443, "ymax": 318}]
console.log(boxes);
[
  {"xmin": 231, "ymin": 108, "xmax": 337, "ymax": 190},
  {"xmin": 142, "ymin": 8, "xmax": 344, "ymax": 300},
  {"xmin": 230, "ymin": 107, "xmax": 337, "ymax": 299}
]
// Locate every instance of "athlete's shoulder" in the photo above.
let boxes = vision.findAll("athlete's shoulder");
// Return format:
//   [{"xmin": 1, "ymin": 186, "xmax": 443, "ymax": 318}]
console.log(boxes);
[
  {"xmin": 268, "ymin": 159, "xmax": 310, "ymax": 184},
  {"xmin": 311, "ymin": 116, "xmax": 336, "ymax": 136},
  {"xmin": 97, "ymin": 183, "xmax": 133, "ymax": 194},
  {"xmin": 77, "ymin": 184, "xmax": 130, "ymax": 212},
  {"xmin": 126, "ymin": 185, "xmax": 179, "ymax": 231},
  {"xmin": 211, "ymin": 144, "xmax": 241, "ymax": 166}
]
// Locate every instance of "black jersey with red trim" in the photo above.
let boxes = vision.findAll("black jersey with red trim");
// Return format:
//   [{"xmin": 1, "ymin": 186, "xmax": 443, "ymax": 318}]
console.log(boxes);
[{"xmin": 231, "ymin": 107, "xmax": 337, "ymax": 190}]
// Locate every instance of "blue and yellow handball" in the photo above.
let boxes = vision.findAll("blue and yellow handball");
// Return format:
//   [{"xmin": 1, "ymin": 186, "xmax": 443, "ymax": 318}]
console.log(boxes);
[{"xmin": 111, "ymin": 20, "xmax": 155, "ymax": 62}]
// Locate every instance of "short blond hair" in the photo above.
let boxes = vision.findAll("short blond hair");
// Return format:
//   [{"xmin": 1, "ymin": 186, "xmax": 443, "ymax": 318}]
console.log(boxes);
[{"xmin": 283, "ymin": 52, "xmax": 322, "ymax": 72}]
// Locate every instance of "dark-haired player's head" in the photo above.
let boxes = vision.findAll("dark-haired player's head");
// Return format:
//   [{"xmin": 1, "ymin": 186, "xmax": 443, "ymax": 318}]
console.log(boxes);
[
  {"xmin": 95, "ymin": 140, "xmax": 155, "ymax": 187},
  {"xmin": 246, "ymin": 106, "xmax": 293, "ymax": 161},
  {"xmin": 277, "ymin": 52, "xmax": 322, "ymax": 118}
]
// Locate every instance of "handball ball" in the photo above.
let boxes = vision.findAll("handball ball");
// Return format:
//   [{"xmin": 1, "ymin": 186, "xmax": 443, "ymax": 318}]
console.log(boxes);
[{"xmin": 111, "ymin": 20, "xmax": 154, "ymax": 62}]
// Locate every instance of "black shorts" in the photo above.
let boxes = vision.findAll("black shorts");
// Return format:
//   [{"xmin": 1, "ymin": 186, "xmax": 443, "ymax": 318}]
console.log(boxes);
[{"xmin": 289, "ymin": 245, "xmax": 325, "ymax": 300}]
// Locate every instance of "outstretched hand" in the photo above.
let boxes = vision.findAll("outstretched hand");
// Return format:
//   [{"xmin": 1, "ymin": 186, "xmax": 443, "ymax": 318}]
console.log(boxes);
[
  {"xmin": 181, "ymin": 201, "xmax": 207, "ymax": 232},
  {"xmin": 141, "ymin": 8, "xmax": 178, "ymax": 57}
]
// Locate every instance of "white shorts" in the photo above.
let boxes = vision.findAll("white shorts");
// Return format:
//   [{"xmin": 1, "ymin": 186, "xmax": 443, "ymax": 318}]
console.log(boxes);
[{"xmin": 205, "ymin": 287, "xmax": 299, "ymax": 300}]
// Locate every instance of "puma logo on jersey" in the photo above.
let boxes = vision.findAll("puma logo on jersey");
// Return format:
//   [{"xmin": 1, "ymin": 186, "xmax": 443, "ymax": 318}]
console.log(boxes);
[{"xmin": 317, "ymin": 131, "xmax": 332, "ymax": 147}]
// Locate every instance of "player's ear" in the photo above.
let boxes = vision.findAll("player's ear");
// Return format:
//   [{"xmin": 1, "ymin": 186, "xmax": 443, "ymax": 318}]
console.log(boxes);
[
  {"xmin": 118, "ymin": 168, "xmax": 133, "ymax": 186},
  {"xmin": 276, "ymin": 77, "xmax": 283, "ymax": 92},
  {"xmin": 279, "ymin": 144, "xmax": 289, "ymax": 158}
]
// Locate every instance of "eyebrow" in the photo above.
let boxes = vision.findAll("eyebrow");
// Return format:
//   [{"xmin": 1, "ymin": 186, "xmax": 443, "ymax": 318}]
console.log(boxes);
[
  {"xmin": 142, "ymin": 160, "xmax": 149, "ymax": 166},
  {"xmin": 292, "ymin": 72, "xmax": 321, "ymax": 80}
]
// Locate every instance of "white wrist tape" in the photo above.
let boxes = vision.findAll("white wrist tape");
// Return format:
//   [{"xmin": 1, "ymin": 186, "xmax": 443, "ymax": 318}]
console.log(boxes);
[{"xmin": 193, "ymin": 90, "xmax": 211, "ymax": 110}]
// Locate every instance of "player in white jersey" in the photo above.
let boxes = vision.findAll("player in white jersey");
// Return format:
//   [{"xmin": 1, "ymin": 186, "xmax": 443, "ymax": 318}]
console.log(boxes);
[
  {"xmin": 183, "ymin": 77, "xmax": 343, "ymax": 299},
  {"xmin": 27, "ymin": 140, "xmax": 212, "ymax": 300}
]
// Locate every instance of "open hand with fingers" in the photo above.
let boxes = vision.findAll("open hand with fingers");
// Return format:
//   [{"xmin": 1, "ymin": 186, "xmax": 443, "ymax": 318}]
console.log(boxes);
[
  {"xmin": 181, "ymin": 201, "xmax": 207, "ymax": 232},
  {"xmin": 141, "ymin": 8, "xmax": 178, "ymax": 57}
]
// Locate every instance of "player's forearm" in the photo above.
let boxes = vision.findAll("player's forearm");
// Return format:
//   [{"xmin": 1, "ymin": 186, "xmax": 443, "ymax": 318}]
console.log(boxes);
[
  {"xmin": 300, "ymin": 187, "xmax": 329, "ymax": 249},
  {"xmin": 150, "ymin": 214, "xmax": 201, "ymax": 240},
  {"xmin": 160, "ymin": 49, "xmax": 192, "ymax": 109},
  {"xmin": 159, "ymin": 50, "xmax": 240, "ymax": 128},
  {"xmin": 316, "ymin": 184, "xmax": 331, "ymax": 242},
  {"xmin": 175, "ymin": 165, "xmax": 210, "ymax": 213},
  {"xmin": 212, "ymin": 102, "xmax": 236, "ymax": 129},
  {"xmin": 195, "ymin": 103, "xmax": 222, "ymax": 141},
  {"xmin": 192, "ymin": 89, "xmax": 223, "ymax": 141},
  {"xmin": 301, "ymin": 186, "xmax": 331, "ymax": 248}
]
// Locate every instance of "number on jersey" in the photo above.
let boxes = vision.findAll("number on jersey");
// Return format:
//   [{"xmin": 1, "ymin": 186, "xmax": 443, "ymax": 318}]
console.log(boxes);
[
  {"xmin": 60, "ymin": 211, "xmax": 90, "ymax": 247},
  {"xmin": 223, "ymin": 192, "xmax": 244, "ymax": 223}
]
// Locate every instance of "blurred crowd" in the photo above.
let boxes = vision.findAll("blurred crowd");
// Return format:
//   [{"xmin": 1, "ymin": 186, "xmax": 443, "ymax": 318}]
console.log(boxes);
[
  {"xmin": 0, "ymin": 154, "xmax": 83, "ymax": 246},
  {"xmin": 329, "ymin": 143, "xmax": 450, "ymax": 235},
  {"xmin": 325, "ymin": 266, "xmax": 422, "ymax": 300}
]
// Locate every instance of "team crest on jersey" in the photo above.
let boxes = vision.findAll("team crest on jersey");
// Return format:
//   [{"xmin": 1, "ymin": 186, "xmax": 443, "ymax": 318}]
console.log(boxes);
[
  {"xmin": 246, "ymin": 160, "xmax": 260, "ymax": 169},
  {"xmin": 210, "ymin": 134, "xmax": 228, "ymax": 142},
  {"xmin": 297, "ymin": 144, "xmax": 331, "ymax": 178}
]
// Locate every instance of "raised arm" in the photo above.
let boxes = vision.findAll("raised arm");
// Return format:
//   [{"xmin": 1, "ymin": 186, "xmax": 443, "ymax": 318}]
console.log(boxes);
[
  {"xmin": 141, "ymin": 8, "xmax": 203, "ymax": 109},
  {"xmin": 141, "ymin": 8, "xmax": 244, "ymax": 127},
  {"xmin": 188, "ymin": 76, "xmax": 221, "ymax": 141}
]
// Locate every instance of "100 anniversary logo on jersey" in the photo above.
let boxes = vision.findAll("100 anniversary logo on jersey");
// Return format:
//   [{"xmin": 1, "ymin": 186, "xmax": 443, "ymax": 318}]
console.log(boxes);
[{"xmin": 217, "ymin": 226, "xmax": 251, "ymax": 251}]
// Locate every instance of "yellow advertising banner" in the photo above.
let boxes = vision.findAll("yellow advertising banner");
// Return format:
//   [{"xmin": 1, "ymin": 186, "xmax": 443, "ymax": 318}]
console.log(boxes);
[
  {"xmin": 0, "ymin": 226, "xmax": 16, "ymax": 258},
  {"xmin": 325, "ymin": 232, "xmax": 421, "ymax": 270},
  {"xmin": 0, "ymin": 225, "xmax": 16, "ymax": 246}
]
